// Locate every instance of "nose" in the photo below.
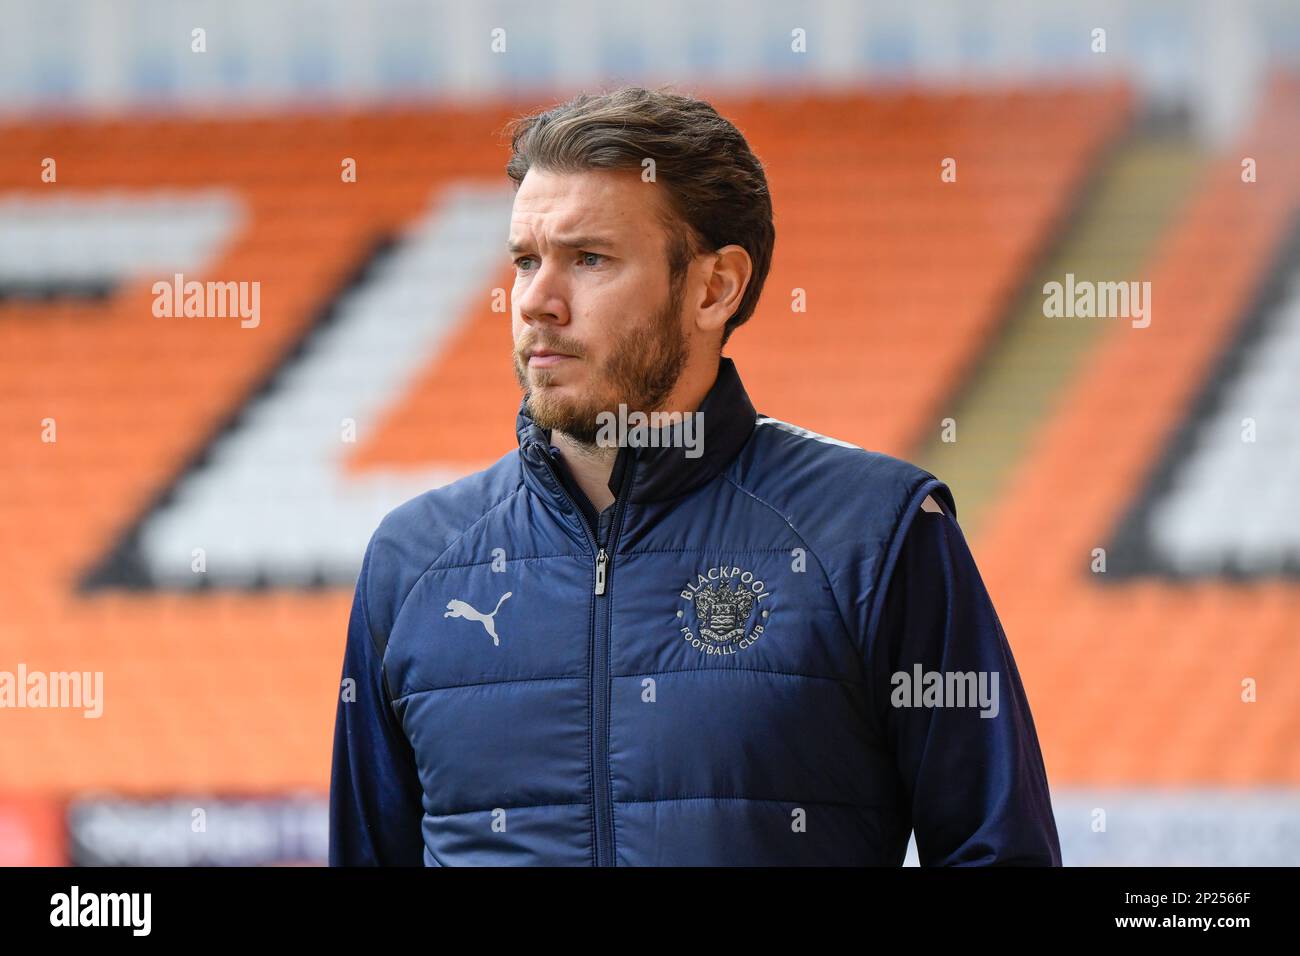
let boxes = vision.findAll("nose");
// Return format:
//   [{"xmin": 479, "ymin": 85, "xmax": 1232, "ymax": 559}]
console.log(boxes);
[{"xmin": 514, "ymin": 258, "xmax": 570, "ymax": 328}]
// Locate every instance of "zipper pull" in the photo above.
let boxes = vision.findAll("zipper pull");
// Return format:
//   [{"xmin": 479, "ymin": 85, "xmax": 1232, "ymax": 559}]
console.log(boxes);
[{"xmin": 594, "ymin": 548, "xmax": 608, "ymax": 596}]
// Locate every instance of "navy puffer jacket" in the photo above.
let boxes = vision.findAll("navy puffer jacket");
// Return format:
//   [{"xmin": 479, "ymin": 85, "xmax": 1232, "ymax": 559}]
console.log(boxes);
[{"xmin": 330, "ymin": 357, "xmax": 1062, "ymax": 866}]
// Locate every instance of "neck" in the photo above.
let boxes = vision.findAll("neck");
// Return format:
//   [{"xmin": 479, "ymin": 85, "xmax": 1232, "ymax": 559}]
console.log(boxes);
[{"xmin": 549, "ymin": 430, "xmax": 617, "ymax": 513}]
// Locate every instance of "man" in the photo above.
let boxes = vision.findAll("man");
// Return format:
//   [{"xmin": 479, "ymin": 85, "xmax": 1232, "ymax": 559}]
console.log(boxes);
[{"xmin": 330, "ymin": 87, "xmax": 1061, "ymax": 866}]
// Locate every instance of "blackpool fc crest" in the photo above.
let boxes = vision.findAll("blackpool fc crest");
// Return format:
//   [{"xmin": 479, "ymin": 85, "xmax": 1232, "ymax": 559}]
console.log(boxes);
[{"xmin": 677, "ymin": 565, "xmax": 771, "ymax": 656}]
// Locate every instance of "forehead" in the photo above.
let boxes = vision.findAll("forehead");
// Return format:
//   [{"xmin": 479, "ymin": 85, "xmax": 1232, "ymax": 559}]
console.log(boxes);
[{"xmin": 509, "ymin": 167, "xmax": 670, "ymax": 244}]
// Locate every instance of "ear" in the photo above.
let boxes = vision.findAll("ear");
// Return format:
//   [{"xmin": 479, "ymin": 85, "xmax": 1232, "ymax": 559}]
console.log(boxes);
[{"xmin": 692, "ymin": 244, "xmax": 752, "ymax": 336}]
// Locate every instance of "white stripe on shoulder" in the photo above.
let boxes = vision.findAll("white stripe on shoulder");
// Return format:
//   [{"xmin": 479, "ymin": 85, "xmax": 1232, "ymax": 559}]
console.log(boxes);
[{"xmin": 754, "ymin": 416, "xmax": 862, "ymax": 450}]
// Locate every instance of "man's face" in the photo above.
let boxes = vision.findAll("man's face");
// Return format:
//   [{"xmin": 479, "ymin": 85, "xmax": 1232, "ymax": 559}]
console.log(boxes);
[{"xmin": 509, "ymin": 167, "xmax": 691, "ymax": 446}]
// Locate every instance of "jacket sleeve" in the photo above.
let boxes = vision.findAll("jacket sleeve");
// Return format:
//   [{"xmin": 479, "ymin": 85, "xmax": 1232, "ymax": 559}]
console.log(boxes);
[
  {"xmin": 329, "ymin": 537, "xmax": 428, "ymax": 866},
  {"xmin": 865, "ymin": 495, "xmax": 1062, "ymax": 866}
]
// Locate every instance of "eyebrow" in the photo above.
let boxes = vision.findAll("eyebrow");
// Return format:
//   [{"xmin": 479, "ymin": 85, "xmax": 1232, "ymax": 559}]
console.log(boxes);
[{"xmin": 507, "ymin": 234, "xmax": 618, "ymax": 254}]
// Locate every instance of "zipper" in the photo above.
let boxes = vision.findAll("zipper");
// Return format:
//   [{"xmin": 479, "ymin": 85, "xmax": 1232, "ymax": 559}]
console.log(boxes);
[{"xmin": 537, "ymin": 444, "xmax": 633, "ymax": 866}]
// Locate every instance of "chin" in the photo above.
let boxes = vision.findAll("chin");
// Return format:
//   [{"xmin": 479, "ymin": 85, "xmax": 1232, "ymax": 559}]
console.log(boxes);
[{"xmin": 530, "ymin": 365, "xmax": 586, "ymax": 390}]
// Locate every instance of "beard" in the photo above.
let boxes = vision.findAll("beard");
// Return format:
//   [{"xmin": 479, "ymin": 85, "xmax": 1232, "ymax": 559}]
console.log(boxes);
[{"xmin": 513, "ymin": 273, "xmax": 689, "ymax": 447}]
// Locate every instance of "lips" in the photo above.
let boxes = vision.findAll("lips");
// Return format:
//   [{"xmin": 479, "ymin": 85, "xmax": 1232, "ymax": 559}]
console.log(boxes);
[
  {"xmin": 524, "ymin": 344, "xmax": 579, "ymax": 369},
  {"xmin": 528, "ymin": 351, "xmax": 574, "ymax": 368}
]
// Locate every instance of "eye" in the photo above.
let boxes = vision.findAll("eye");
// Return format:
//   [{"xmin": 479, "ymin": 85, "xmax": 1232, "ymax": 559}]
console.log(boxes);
[
  {"xmin": 580, "ymin": 252, "xmax": 606, "ymax": 267},
  {"xmin": 513, "ymin": 255, "xmax": 536, "ymax": 272}
]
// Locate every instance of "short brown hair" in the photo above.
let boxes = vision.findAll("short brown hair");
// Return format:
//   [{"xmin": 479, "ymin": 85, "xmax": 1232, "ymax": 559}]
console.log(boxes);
[{"xmin": 504, "ymin": 86, "xmax": 775, "ymax": 347}]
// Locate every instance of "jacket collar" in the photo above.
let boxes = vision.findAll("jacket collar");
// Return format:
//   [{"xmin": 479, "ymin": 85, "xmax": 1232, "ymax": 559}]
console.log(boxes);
[{"xmin": 515, "ymin": 356, "xmax": 758, "ymax": 511}]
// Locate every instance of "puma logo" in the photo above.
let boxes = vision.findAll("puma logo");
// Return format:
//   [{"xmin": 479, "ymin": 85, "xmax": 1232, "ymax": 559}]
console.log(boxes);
[{"xmin": 444, "ymin": 592, "xmax": 512, "ymax": 646}]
